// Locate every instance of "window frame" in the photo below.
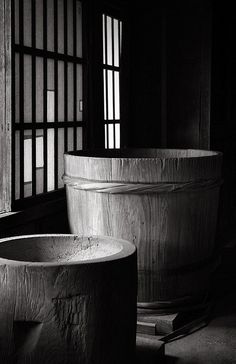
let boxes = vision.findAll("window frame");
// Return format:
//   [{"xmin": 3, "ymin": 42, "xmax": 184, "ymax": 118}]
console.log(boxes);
[
  {"xmin": 100, "ymin": 0, "xmax": 130, "ymax": 149},
  {"xmin": 11, "ymin": 0, "xmax": 85, "ymax": 210},
  {"xmin": 102, "ymin": 13, "xmax": 122, "ymax": 149},
  {"xmin": 0, "ymin": 0, "xmax": 128, "ymax": 214}
]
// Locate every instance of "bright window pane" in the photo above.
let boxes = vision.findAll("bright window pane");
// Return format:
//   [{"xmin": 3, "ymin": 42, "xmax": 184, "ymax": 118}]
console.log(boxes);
[
  {"xmin": 24, "ymin": 55, "xmax": 32, "ymax": 123},
  {"xmin": 47, "ymin": 0, "xmax": 54, "ymax": 51},
  {"xmin": 58, "ymin": 61, "xmax": 64, "ymax": 121},
  {"xmin": 108, "ymin": 124, "xmax": 114, "ymax": 149},
  {"xmin": 58, "ymin": 0, "xmax": 64, "ymax": 53},
  {"xmin": 68, "ymin": 63, "xmax": 74, "ymax": 121},
  {"xmin": 15, "ymin": 53, "xmax": 20, "ymax": 123},
  {"xmin": 47, "ymin": 90, "xmax": 55, "ymax": 122},
  {"xmin": 76, "ymin": 127, "xmax": 83, "ymax": 150},
  {"xmin": 24, "ymin": 134, "xmax": 32, "ymax": 183},
  {"xmin": 47, "ymin": 59, "xmax": 54, "ymax": 89},
  {"xmin": 103, "ymin": 15, "xmax": 122, "ymax": 150},
  {"xmin": 15, "ymin": 131, "xmax": 20, "ymax": 200},
  {"xmin": 36, "ymin": 57, "xmax": 44, "ymax": 122},
  {"xmin": 102, "ymin": 14, "xmax": 106, "ymax": 64},
  {"xmin": 104, "ymin": 124, "xmax": 107, "ymax": 149},
  {"xmin": 114, "ymin": 19, "xmax": 119, "ymax": 67},
  {"xmin": 36, "ymin": 0, "xmax": 44, "ymax": 49},
  {"xmin": 23, "ymin": 0, "xmax": 31, "ymax": 47},
  {"xmin": 76, "ymin": 64, "xmax": 83, "ymax": 121},
  {"xmin": 76, "ymin": 1, "xmax": 82, "ymax": 57},
  {"xmin": 58, "ymin": 128, "xmax": 64, "ymax": 188},
  {"xmin": 36, "ymin": 130, "xmax": 44, "ymax": 195},
  {"xmin": 120, "ymin": 21, "xmax": 122, "ymax": 55},
  {"xmin": 67, "ymin": 0, "xmax": 73, "ymax": 55},
  {"xmin": 103, "ymin": 70, "xmax": 107, "ymax": 120},
  {"xmin": 67, "ymin": 128, "xmax": 74, "ymax": 151},
  {"xmin": 36, "ymin": 134, "xmax": 44, "ymax": 168},
  {"xmin": 107, "ymin": 70, "xmax": 113, "ymax": 120},
  {"xmin": 106, "ymin": 16, "xmax": 112, "ymax": 66},
  {"xmin": 24, "ymin": 130, "xmax": 32, "ymax": 197},
  {"xmin": 15, "ymin": 0, "xmax": 19, "ymax": 44},
  {"xmin": 115, "ymin": 124, "xmax": 120, "ymax": 149},
  {"xmin": 47, "ymin": 129, "xmax": 55, "ymax": 191},
  {"xmin": 114, "ymin": 71, "xmax": 120, "ymax": 120}
]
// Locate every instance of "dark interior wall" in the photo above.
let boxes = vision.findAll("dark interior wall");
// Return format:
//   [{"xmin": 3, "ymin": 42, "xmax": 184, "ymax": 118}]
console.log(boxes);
[
  {"xmin": 0, "ymin": 196, "xmax": 69, "ymax": 239},
  {"xmin": 126, "ymin": 0, "xmax": 236, "ymax": 242},
  {"xmin": 127, "ymin": 4, "xmax": 162, "ymax": 147},
  {"xmin": 166, "ymin": 0, "xmax": 211, "ymax": 149},
  {"xmin": 127, "ymin": 0, "xmax": 211, "ymax": 149},
  {"xmin": 210, "ymin": 3, "xmax": 236, "ymax": 241}
]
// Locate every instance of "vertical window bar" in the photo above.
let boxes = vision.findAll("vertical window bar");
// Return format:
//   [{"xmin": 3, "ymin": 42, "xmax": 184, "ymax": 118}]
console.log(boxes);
[
  {"xmin": 118, "ymin": 20, "xmax": 121, "ymax": 64},
  {"xmin": 102, "ymin": 14, "xmax": 105, "ymax": 64},
  {"xmin": 12, "ymin": 0, "xmax": 16, "ymax": 202},
  {"xmin": 73, "ymin": 0, "xmax": 77, "ymax": 150},
  {"xmin": 111, "ymin": 17, "xmax": 116, "ymax": 148},
  {"xmin": 31, "ymin": 0, "xmax": 36, "ymax": 195},
  {"xmin": 118, "ymin": 20, "xmax": 122, "ymax": 147},
  {"xmin": 64, "ymin": 0, "xmax": 68, "ymax": 152},
  {"xmin": 118, "ymin": 19, "xmax": 121, "ymax": 148},
  {"xmin": 54, "ymin": 0, "xmax": 58, "ymax": 189},
  {"xmin": 104, "ymin": 15, "xmax": 109, "ymax": 148},
  {"xmin": 19, "ymin": 0, "xmax": 24, "ymax": 198},
  {"xmin": 43, "ymin": 0, "xmax": 48, "ymax": 192}
]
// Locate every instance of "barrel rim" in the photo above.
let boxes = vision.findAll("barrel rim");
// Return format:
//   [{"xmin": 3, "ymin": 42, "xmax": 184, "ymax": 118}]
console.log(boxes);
[
  {"xmin": 0, "ymin": 234, "xmax": 136, "ymax": 266},
  {"xmin": 65, "ymin": 148, "xmax": 223, "ymax": 160}
]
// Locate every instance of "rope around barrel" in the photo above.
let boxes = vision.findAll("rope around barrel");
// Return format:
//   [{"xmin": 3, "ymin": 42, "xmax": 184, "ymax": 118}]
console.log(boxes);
[{"xmin": 63, "ymin": 175, "xmax": 223, "ymax": 194}]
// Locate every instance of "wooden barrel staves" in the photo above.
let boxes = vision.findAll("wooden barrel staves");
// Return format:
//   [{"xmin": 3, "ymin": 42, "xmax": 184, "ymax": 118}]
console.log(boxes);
[
  {"xmin": 0, "ymin": 234, "xmax": 137, "ymax": 364},
  {"xmin": 64, "ymin": 149, "xmax": 222, "ymax": 308}
]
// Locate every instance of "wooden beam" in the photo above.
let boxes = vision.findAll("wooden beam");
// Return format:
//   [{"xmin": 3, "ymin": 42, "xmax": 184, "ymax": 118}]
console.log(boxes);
[
  {"xmin": 199, "ymin": 0, "xmax": 212, "ymax": 149},
  {"xmin": 0, "ymin": 0, "xmax": 12, "ymax": 213}
]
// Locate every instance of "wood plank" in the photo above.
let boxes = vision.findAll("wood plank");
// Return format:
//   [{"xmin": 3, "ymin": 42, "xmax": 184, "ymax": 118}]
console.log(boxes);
[
  {"xmin": 136, "ymin": 334, "xmax": 165, "ymax": 363},
  {"xmin": 0, "ymin": 0, "xmax": 12, "ymax": 213},
  {"xmin": 137, "ymin": 311, "xmax": 204, "ymax": 335},
  {"xmin": 137, "ymin": 313, "xmax": 180, "ymax": 335},
  {"xmin": 199, "ymin": 0, "xmax": 212, "ymax": 149},
  {"xmin": 137, "ymin": 320, "xmax": 156, "ymax": 336}
]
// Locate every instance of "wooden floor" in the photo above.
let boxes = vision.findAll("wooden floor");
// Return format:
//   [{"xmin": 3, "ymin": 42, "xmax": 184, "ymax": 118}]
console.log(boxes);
[
  {"xmin": 136, "ymin": 242, "xmax": 236, "ymax": 364},
  {"xmin": 165, "ymin": 290, "xmax": 236, "ymax": 364}
]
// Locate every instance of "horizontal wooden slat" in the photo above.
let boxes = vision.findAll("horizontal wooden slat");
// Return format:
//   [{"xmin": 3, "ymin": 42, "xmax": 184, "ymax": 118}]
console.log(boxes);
[
  {"xmin": 13, "ymin": 121, "xmax": 83, "ymax": 130},
  {"xmin": 14, "ymin": 44, "xmax": 83, "ymax": 64}
]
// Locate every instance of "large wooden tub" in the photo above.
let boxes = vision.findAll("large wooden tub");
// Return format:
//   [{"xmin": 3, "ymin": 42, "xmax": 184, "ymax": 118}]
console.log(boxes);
[
  {"xmin": 0, "ymin": 234, "xmax": 137, "ymax": 364},
  {"xmin": 64, "ymin": 149, "xmax": 222, "ymax": 307}
]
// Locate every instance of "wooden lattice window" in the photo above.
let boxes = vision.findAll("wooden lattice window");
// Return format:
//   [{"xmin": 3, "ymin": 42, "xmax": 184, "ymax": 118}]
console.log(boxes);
[
  {"xmin": 102, "ymin": 13, "xmax": 122, "ymax": 149},
  {"xmin": 12, "ymin": 0, "xmax": 84, "ymax": 205}
]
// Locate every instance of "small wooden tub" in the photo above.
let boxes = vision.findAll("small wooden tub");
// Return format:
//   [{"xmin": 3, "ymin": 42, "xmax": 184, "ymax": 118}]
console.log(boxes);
[
  {"xmin": 64, "ymin": 149, "xmax": 222, "ymax": 308},
  {"xmin": 0, "ymin": 234, "xmax": 137, "ymax": 364}
]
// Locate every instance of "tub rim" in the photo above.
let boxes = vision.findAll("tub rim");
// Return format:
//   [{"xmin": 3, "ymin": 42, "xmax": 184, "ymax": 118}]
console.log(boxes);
[
  {"xmin": 65, "ymin": 148, "xmax": 223, "ymax": 160},
  {"xmin": 0, "ymin": 234, "xmax": 136, "ymax": 266}
]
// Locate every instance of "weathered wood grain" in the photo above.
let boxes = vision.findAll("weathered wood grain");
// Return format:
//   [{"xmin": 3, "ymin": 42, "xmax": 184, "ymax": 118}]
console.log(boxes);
[
  {"xmin": 64, "ymin": 149, "xmax": 222, "ymax": 305},
  {"xmin": 0, "ymin": 234, "xmax": 137, "ymax": 364},
  {"xmin": 0, "ymin": 0, "xmax": 12, "ymax": 213}
]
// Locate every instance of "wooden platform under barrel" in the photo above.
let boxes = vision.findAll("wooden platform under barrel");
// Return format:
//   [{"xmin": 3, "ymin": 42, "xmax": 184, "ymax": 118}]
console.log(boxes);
[{"xmin": 64, "ymin": 148, "xmax": 222, "ymax": 307}]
